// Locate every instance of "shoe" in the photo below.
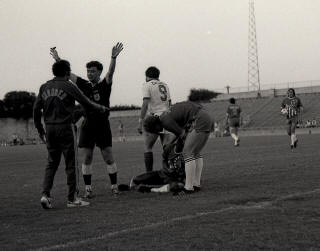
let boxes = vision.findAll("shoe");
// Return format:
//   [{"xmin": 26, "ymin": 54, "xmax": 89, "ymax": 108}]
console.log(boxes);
[
  {"xmin": 193, "ymin": 186, "xmax": 201, "ymax": 192},
  {"xmin": 173, "ymin": 187, "xmax": 194, "ymax": 196},
  {"xmin": 290, "ymin": 144, "xmax": 294, "ymax": 149},
  {"xmin": 294, "ymin": 139, "xmax": 298, "ymax": 148},
  {"xmin": 67, "ymin": 198, "xmax": 90, "ymax": 208},
  {"xmin": 83, "ymin": 188, "xmax": 95, "ymax": 199},
  {"xmin": 40, "ymin": 195, "xmax": 52, "ymax": 209},
  {"xmin": 111, "ymin": 186, "xmax": 119, "ymax": 196}
]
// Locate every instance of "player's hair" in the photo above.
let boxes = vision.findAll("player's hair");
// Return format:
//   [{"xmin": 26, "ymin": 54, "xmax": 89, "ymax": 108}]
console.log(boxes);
[
  {"xmin": 52, "ymin": 60, "xmax": 71, "ymax": 77},
  {"xmin": 143, "ymin": 115, "xmax": 162, "ymax": 134},
  {"xmin": 145, "ymin": 66, "xmax": 160, "ymax": 79},
  {"xmin": 229, "ymin": 97, "xmax": 236, "ymax": 104},
  {"xmin": 86, "ymin": 61, "xmax": 103, "ymax": 71},
  {"xmin": 287, "ymin": 88, "xmax": 295, "ymax": 97}
]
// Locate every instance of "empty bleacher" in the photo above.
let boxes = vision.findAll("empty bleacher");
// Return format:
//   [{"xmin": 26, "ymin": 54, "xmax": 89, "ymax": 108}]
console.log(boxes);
[{"xmin": 109, "ymin": 93, "xmax": 320, "ymax": 137}]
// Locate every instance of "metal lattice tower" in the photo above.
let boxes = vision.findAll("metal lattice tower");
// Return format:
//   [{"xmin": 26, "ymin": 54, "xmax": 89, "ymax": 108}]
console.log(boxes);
[{"xmin": 248, "ymin": 1, "xmax": 261, "ymax": 94}]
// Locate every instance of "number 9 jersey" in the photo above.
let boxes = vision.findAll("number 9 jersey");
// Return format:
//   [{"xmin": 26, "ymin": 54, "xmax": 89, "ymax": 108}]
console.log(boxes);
[{"xmin": 142, "ymin": 80, "xmax": 171, "ymax": 116}]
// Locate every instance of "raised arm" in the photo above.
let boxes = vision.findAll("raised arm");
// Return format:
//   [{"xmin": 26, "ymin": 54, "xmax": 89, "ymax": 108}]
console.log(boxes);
[
  {"xmin": 105, "ymin": 42, "xmax": 123, "ymax": 84},
  {"xmin": 50, "ymin": 47, "xmax": 78, "ymax": 83}
]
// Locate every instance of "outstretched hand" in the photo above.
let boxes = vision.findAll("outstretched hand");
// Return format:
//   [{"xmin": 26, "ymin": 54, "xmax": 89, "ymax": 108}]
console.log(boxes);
[
  {"xmin": 111, "ymin": 42, "xmax": 123, "ymax": 58},
  {"xmin": 50, "ymin": 47, "xmax": 60, "ymax": 61}
]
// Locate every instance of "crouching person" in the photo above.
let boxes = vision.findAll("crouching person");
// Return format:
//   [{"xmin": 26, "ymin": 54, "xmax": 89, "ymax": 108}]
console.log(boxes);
[{"xmin": 143, "ymin": 101, "xmax": 214, "ymax": 194}]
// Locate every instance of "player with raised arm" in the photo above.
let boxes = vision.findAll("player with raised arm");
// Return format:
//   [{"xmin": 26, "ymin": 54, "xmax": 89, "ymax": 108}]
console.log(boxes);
[
  {"xmin": 50, "ymin": 43, "xmax": 123, "ymax": 198},
  {"xmin": 226, "ymin": 98, "xmax": 241, "ymax": 146},
  {"xmin": 281, "ymin": 88, "xmax": 303, "ymax": 149},
  {"xmin": 33, "ymin": 60, "xmax": 108, "ymax": 209},
  {"xmin": 137, "ymin": 66, "xmax": 173, "ymax": 172},
  {"xmin": 143, "ymin": 101, "xmax": 214, "ymax": 194}
]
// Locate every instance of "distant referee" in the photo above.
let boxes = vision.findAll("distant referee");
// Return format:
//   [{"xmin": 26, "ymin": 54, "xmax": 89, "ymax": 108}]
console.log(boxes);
[{"xmin": 33, "ymin": 60, "xmax": 107, "ymax": 209}]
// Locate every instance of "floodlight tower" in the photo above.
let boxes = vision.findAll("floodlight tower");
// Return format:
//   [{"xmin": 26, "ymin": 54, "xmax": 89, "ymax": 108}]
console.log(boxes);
[{"xmin": 248, "ymin": 1, "xmax": 261, "ymax": 95}]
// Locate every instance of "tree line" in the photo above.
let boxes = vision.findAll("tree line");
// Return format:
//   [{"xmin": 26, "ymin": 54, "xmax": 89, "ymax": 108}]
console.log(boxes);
[{"xmin": 0, "ymin": 89, "xmax": 220, "ymax": 120}]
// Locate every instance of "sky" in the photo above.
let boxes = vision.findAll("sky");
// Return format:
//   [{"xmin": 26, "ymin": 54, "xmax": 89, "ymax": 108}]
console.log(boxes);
[{"xmin": 0, "ymin": 0, "xmax": 319, "ymax": 106}]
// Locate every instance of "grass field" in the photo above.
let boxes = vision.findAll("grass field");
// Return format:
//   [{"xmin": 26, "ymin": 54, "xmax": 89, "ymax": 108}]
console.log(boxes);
[{"xmin": 1, "ymin": 133, "xmax": 320, "ymax": 250}]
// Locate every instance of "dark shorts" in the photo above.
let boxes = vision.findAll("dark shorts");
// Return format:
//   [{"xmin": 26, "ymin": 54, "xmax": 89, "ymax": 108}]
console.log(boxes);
[
  {"xmin": 193, "ymin": 109, "xmax": 214, "ymax": 133},
  {"xmin": 287, "ymin": 116, "xmax": 298, "ymax": 125},
  {"xmin": 78, "ymin": 119, "xmax": 112, "ymax": 149},
  {"xmin": 228, "ymin": 117, "xmax": 240, "ymax": 128}
]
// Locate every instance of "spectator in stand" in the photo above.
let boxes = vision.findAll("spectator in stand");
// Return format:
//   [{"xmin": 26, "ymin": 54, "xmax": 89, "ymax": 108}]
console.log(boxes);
[{"xmin": 311, "ymin": 118, "xmax": 317, "ymax": 128}]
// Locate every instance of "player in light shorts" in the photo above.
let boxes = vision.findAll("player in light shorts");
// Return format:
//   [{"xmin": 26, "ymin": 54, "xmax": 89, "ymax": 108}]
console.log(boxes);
[{"xmin": 137, "ymin": 66, "xmax": 174, "ymax": 172}]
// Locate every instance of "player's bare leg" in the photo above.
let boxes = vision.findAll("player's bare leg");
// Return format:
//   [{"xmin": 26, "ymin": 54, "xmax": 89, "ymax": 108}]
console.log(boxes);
[
  {"xmin": 101, "ymin": 147, "xmax": 119, "ymax": 195},
  {"xmin": 81, "ymin": 148, "xmax": 95, "ymax": 198},
  {"xmin": 230, "ymin": 127, "xmax": 239, "ymax": 146},
  {"xmin": 143, "ymin": 132, "xmax": 158, "ymax": 172}
]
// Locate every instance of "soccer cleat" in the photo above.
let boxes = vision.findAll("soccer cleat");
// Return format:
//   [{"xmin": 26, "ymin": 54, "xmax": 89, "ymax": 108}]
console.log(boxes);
[
  {"xmin": 173, "ymin": 187, "xmax": 194, "ymax": 196},
  {"xmin": 67, "ymin": 198, "xmax": 90, "ymax": 208},
  {"xmin": 83, "ymin": 188, "xmax": 95, "ymax": 199},
  {"xmin": 40, "ymin": 195, "xmax": 52, "ymax": 209},
  {"xmin": 290, "ymin": 144, "xmax": 294, "ymax": 150},
  {"xmin": 294, "ymin": 139, "xmax": 298, "ymax": 148},
  {"xmin": 111, "ymin": 186, "xmax": 119, "ymax": 196},
  {"xmin": 193, "ymin": 186, "xmax": 201, "ymax": 192}
]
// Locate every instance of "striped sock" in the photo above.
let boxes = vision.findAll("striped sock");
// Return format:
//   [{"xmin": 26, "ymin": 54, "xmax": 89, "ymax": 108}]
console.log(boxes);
[
  {"xmin": 194, "ymin": 156, "xmax": 203, "ymax": 187},
  {"xmin": 184, "ymin": 157, "xmax": 196, "ymax": 190}
]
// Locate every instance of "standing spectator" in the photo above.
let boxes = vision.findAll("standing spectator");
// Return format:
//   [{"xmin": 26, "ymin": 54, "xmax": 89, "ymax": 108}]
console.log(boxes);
[
  {"xmin": 311, "ymin": 118, "xmax": 317, "ymax": 128},
  {"xmin": 118, "ymin": 119, "xmax": 126, "ymax": 142},
  {"xmin": 137, "ymin": 66, "xmax": 173, "ymax": 172},
  {"xmin": 33, "ymin": 60, "xmax": 107, "ymax": 209},
  {"xmin": 281, "ymin": 88, "xmax": 303, "ymax": 149},
  {"xmin": 50, "ymin": 43, "xmax": 123, "ymax": 199},
  {"xmin": 226, "ymin": 98, "xmax": 241, "ymax": 146}
]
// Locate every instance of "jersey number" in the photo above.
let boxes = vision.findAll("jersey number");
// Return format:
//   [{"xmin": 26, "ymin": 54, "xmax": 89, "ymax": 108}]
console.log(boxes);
[{"xmin": 158, "ymin": 85, "xmax": 168, "ymax": 101}]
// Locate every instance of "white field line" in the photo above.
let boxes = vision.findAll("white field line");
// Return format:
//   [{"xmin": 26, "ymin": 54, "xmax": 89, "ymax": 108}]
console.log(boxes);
[{"xmin": 33, "ymin": 188, "xmax": 320, "ymax": 251}]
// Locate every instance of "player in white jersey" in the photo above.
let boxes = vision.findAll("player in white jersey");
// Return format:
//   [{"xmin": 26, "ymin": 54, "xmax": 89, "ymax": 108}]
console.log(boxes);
[{"xmin": 137, "ymin": 66, "xmax": 173, "ymax": 172}]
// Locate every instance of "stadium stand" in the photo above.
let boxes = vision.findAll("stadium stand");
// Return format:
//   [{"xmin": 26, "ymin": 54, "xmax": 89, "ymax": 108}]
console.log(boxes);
[{"xmin": 1, "ymin": 87, "xmax": 320, "ymax": 143}]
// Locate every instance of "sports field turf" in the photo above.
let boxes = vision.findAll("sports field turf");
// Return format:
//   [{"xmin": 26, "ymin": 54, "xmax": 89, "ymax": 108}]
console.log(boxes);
[{"xmin": 1, "ymin": 134, "xmax": 320, "ymax": 250}]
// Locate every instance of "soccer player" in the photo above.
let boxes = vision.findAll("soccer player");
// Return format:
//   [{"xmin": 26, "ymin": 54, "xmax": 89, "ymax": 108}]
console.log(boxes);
[
  {"xmin": 281, "ymin": 88, "xmax": 303, "ymax": 149},
  {"xmin": 33, "ymin": 60, "xmax": 108, "ymax": 209},
  {"xmin": 225, "ymin": 98, "xmax": 241, "ymax": 146},
  {"xmin": 129, "ymin": 138, "xmax": 185, "ymax": 194},
  {"xmin": 143, "ymin": 101, "xmax": 214, "ymax": 194},
  {"xmin": 137, "ymin": 66, "xmax": 173, "ymax": 172},
  {"xmin": 50, "ymin": 43, "xmax": 123, "ymax": 198}
]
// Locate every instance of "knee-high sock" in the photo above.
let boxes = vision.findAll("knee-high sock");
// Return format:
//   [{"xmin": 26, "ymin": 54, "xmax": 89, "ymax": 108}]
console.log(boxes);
[
  {"xmin": 184, "ymin": 157, "xmax": 196, "ymax": 190},
  {"xmin": 106, "ymin": 162, "xmax": 118, "ymax": 186},
  {"xmin": 194, "ymin": 156, "xmax": 203, "ymax": 187},
  {"xmin": 82, "ymin": 164, "xmax": 92, "ymax": 189}
]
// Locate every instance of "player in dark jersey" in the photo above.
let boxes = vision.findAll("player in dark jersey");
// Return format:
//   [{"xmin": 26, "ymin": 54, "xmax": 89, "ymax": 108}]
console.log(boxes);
[
  {"xmin": 281, "ymin": 88, "xmax": 303, "ymax": 149},
  {"xmin": 33, "ymin": 60, "xmax": 108, "ymax": 209},
  {"xmin": 50, "ymin": 43, "xmax": 123, "ymax": 198},
  {"xmin": 226, "ymin": 98, "xmax": 241, "ymax": 146},
  {"xmin": 130, "ymin": 138, "xmax": 185, "ymax": 193},
  {"xmin": 143, "ymin": 101, "xmax": 214, "ymax": 194}
]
